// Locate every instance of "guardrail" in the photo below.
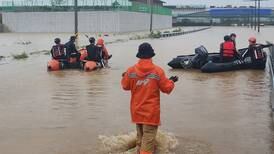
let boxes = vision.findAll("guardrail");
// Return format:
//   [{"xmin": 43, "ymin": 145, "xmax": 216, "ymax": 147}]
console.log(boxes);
[
  {"xmin": 266, "ymin": 41, "xmax": 274, "ymax": 112},
  {"xmin": 160, "ymin": 27, "xmax": 211, "ymax": 38}
]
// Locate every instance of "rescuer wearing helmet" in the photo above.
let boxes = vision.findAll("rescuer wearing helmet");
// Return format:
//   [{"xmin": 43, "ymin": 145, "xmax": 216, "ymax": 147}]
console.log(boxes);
[
  {"xmin": 65, "ymin": 36, "xmax": 81, "ymax": 62},
  {"xmin": 50, "ymin": 38, "xmax": 66, "ymax": 61},
  {"xmin": 85, "ymin": 37, "xmax": 100, "ymax": 62},
  {"xmin": 244, "ymin": 37, "xmax": 272, "ymax": 64}
]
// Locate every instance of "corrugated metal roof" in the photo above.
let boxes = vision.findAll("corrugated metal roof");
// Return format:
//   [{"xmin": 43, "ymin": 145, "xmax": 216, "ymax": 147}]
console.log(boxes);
[{"xmin": 210, "ymin": 8, "xmax": 272, "ymax": 16}]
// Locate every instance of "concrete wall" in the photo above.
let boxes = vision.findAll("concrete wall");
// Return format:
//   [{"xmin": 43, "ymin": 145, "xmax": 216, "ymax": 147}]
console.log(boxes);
[{"xmin": 2, "ymin": 11, "xmax": 171, "ymax": 33}]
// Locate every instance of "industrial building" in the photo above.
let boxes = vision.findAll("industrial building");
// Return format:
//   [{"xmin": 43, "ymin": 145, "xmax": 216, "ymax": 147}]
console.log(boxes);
[
  {"xmin": 166, "ymin": 5, "xmax": 274, "ymax": 26},
  {"xmin": 0, "ymin": 0, "xmax": 172, "ymax": 33}
]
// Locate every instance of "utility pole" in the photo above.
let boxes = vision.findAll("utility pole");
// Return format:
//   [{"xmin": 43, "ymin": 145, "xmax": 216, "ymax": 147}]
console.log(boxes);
[
  {"xmin": 74, "ymin": 0, "xmax": 79, "ymax": 47},
  {"xmin": 250, "ymin": 8, "xmax": 253, "ymax": 28},
  {"xmin": 149, "ymin": 0, "xmax": 153, "ymax": 32},
  {"xmin": 257, "ymin": 0, "xmax": 260, "ymax": 32},
  {"xmin": 74, "ymin": 0, "xmax": 78, "ymax": 37},
  {"xmin": 254, "ymin": 0, "xmax": 257, "ymax": 30}
]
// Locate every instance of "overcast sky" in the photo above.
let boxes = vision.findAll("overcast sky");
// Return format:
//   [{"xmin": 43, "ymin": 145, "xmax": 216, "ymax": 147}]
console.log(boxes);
[{"xmin": 165, "ymin": 0, "xmax": 274, "ymax": 7}]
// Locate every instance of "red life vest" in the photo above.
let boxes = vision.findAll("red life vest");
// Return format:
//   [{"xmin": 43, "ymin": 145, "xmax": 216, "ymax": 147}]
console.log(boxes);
[
  {"xmin": 222, "ymin": 42, "xmax": 235, "ymax": 58},
  {"xmin": 52, "ymin": 44, "xmax": 65, "ymax": 57}
]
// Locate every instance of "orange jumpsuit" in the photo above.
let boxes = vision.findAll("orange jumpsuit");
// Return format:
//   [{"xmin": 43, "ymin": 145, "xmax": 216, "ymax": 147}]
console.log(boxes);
[{"xmin": 121, "ymin": 59, "xmax": 175, "ymax": 126}]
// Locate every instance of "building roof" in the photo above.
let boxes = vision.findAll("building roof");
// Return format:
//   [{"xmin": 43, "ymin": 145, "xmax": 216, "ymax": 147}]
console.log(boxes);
[{"xmin": 210, "ymin": 8, "xmax": 272, "ymax": 17}]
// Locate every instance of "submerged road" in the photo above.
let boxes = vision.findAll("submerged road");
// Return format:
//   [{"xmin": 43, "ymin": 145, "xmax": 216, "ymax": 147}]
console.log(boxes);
[{"xmin": 0, "ymin": 27, "xmax": 273, "ymax": 154}]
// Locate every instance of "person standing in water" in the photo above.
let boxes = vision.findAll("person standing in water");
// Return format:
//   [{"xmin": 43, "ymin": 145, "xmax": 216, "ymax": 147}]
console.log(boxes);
[
  {"xmin": 96, "ymin": 38, "xmax": 112, "ymax": 67},
  {"xmin": 121, "ymin": 42, "xmax": 178, "ymax": 154},
  {"xmin": 85, "ymin": 37, "xmax": 100, "ymax": 62}
]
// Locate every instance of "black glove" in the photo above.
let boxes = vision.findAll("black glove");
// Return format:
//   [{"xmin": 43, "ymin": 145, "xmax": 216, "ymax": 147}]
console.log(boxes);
[
  {"xmin": 108, "ymin": 54, "xmax": 112, "ymax": 60},
  {"xmin": 169, "ymin": 76, "xmax": 178, "ymax": 82}
]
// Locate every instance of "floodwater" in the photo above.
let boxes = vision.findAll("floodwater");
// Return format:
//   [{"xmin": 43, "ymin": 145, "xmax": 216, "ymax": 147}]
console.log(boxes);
[{"xmin": 0, "ymin": 27, "xmax": 273, "ymax": 154}]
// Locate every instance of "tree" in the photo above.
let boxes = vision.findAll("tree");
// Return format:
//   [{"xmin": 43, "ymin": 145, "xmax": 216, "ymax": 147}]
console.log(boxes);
[
  {"xmin": 51, "ymin": 0, "xmax": 65, "ymax": 6},
  {"xmin": 112, "ymin": 0, "xmax": 120, "ymax": 8}
]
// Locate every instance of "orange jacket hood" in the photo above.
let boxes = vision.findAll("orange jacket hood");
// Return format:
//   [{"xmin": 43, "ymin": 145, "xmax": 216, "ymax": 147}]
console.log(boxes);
[{"xmin": 134, "ymin": 59, "xmax": 155, "ymax": 77}]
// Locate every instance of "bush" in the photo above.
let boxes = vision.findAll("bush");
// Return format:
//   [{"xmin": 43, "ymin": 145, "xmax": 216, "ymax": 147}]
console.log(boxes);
[
  {"xmin": 172, "ymin": 27, "xmax": 182, "ymax": 32},
  {"xmin": 12, "ymin": 52, "xmax": 29, "ymax": 60},
  {"xmin": 149, "ymin": 31, "xmax": 161, "ymax": 38},
  {"xmin": 129, "ymin": 34, "xmax": 149, "ymax": 40}
]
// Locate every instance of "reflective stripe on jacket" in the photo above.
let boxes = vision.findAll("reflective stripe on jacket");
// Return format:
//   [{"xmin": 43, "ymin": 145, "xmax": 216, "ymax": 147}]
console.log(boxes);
[
  {"xmin": 51, "ymin": 44, "xmax": 65, "ymax": 58},
  {"xmin": 121, "ymin": 59, "xmax": 175, "ymax": 126},
  {"xmin": 222, "ymin": 42, "xmax": 235, "ymax": 58},
  {"xmin": 249, "ymin": 44, "xmax": 265, "ymax": 60}
]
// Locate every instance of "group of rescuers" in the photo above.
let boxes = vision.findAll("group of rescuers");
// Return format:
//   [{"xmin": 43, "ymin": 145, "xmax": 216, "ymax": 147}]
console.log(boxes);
[
  {"xmin": 50, "ymin": 36, "xmax": 112, "ymax": 67},
  {"xmin": 49, "ymin": 34, "xmax": 270, "ymax": 154},
  {"xmin": 220, "ymin": 33, "xmax": 271, "ymax": 63},
  {"xmin": 50, "ymin": 36, "xmax": 178, "ymax": 154}
]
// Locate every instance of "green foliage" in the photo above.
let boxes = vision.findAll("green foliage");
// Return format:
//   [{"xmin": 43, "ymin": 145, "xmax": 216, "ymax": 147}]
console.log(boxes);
[
  {"xmin": 112, "ymin": 0, "xmax": 120, "ymax": 8},
  {"xmin": 12, "ymin": 52, "xmax": 28, "ymax": 60},
  {"xmin": 51, "ymin": 0, "xmax": 65, "ymax": 6},
  {"xmin": 172, "ymin": 27, "xmax": 182, "ymax": 32},
  {"xmin": 149, "ymin": 31, "xmax": 161, "ymax": 38},
  {"xmin": 129, "ymin": 34, "xmax": 149, "ymax": 40}
]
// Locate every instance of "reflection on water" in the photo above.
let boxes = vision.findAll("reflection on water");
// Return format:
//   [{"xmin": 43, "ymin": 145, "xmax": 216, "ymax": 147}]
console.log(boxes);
[{"xmin": 0, "ymin": 27, "xmax": 273, "ymax": 154}]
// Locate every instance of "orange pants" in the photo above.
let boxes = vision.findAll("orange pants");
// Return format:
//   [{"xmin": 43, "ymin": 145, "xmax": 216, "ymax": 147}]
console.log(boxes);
[{"xmin": 136, "ymin": 124, "xmax": 158, "ymax": 154}]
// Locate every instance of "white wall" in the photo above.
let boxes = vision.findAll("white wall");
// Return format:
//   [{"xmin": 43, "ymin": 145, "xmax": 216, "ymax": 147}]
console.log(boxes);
[{"xmin": 2, "ymin": 11, "xmax": 171, "ymax": 33}]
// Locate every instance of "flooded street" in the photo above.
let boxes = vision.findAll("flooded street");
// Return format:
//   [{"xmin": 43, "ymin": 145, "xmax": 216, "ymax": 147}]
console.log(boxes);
[{"xmin": 0, "ymin": 27, "xmax": 273, "ymax": 154}]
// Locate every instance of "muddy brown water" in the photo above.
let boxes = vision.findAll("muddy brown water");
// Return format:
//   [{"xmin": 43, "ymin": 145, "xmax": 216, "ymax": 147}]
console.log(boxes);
[{"xmin": 0, "ymin": 27, "xmax": 273, "ymax": 154}]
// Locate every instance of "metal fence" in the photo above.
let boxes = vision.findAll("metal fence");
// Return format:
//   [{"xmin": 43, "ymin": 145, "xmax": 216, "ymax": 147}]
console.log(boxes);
[
  {"xmin": 266, "ymin": 41, "xmax": 274, "ymax": 112},
  {"xmin": 0, "ymin": 0, "xmax": 171, "ymax": 16}
]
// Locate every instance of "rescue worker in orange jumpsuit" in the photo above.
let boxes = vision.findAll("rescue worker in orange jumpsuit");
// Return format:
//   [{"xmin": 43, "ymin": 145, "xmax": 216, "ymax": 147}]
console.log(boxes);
[
  {"xmin": 50, "ymin": 38, "xmax": 66, "ymax": 61},
  {"xmin": 96, "ymin": 38, "xmax": 112, "ymax": 65},
  {"xmin": 244, "ymin": 37, "xmax": 272, "ymax": 64},
  {"xmin": 220, "ymin": 35, "xmax": 237, "ymax": 62},
  {"xmin": 121, "ymin": 42, "xmax": 178, "ymax": 154}
]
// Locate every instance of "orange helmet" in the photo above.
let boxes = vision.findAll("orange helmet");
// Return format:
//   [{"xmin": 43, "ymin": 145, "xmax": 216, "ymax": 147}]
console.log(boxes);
[
  {"xmin": 97, "ymin": 38, "xmax": 104, "ymax": 46},
  {"xmin": 248, "ymin": 37, "xmax": 256, "ymax": 44}
]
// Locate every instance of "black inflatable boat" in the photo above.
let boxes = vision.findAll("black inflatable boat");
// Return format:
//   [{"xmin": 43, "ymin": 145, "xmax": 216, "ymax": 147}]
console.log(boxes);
[
  {"xmin": 168, "ymin": 46, "xmax": 217, "ymax": 69},
  {"xmin": 168, "ymin": 45, "xmax": 267, "ymax": 73}
]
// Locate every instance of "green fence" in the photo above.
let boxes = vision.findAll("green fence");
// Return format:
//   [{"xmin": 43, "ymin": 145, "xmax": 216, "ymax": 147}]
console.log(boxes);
[
  {"xmin": 127, "ymin": 2, "xmax": 171, "ymax": 16},
  {"xmin": 0, "ymin": 0, "xmax": 171, "ymax": 16}
]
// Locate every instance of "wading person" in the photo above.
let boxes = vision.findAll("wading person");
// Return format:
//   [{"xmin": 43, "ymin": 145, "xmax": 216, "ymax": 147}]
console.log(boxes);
[
  {"xmin": 96, "ymin": 38, "xmax": 112, "ymax": 66},
  {"xmin": 85, "ymin": 37, "xmax": 100, "ymax": 62},
  {"xmin": 121, "ymin": 42, "xmax": 178, "ymax": 154}
]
